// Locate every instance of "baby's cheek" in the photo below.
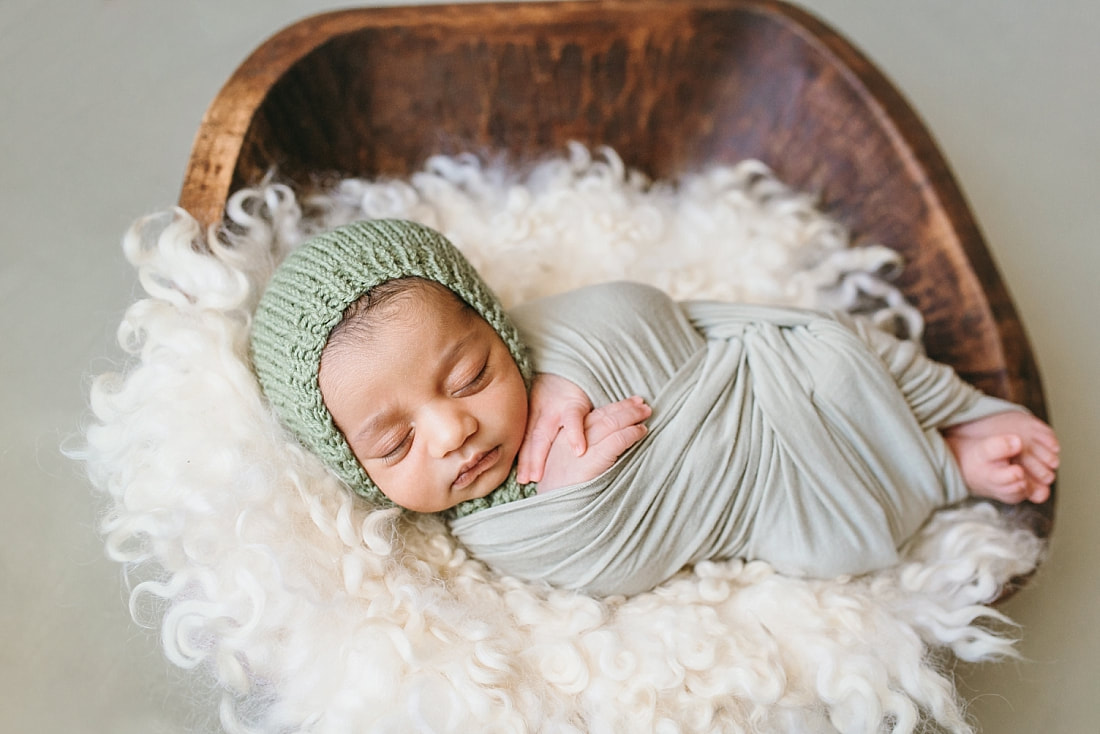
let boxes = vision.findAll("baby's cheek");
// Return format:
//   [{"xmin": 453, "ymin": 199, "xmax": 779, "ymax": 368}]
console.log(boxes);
[
  {"xmin": 508, "ymin": 394, "xmax": 530, "ymax": 456},
  {"xmin": 502, "ymin": 438, "xmax": 523, "ymax": 469}
]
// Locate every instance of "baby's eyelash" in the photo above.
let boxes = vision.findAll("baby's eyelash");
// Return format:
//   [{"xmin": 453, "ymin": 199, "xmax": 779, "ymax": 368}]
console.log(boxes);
[
  {"xmin": 469, "ymin": 361, "xmax": 489, "ymax": 386},
  {"xmin": 380, "ymin": 431, "xmax": 412, "ymax": 464},
  {"xmin": 455, "ymin": 359, "xmax": 490, "ymax": 394}
]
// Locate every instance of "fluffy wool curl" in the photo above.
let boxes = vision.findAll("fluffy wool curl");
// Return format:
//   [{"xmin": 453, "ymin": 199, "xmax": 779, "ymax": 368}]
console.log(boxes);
[{"xmin": 79, "ymin": 145, "xmax": 1045, "ymax": 734}]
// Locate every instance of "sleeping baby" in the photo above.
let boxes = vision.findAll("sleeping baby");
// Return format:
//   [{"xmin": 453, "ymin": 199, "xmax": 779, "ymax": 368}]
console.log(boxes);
[{"xmin": 250, "ymin": 219, "xmax": 1058, "ymax": 596}]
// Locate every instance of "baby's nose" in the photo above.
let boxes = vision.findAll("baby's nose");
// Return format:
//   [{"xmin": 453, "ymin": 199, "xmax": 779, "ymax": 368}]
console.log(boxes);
[{"xmin": 424, "ymin": 401, "xmax": 477, "ymax": 457}]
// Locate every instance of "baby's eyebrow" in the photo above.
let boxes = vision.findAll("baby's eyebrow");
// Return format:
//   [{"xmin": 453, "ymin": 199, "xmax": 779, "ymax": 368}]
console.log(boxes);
[
  {"xmin": 352, "ymin": 408, "xmax": 402, "ymax": 446},
  {"xmin": 440, "ymin": 330, "xmax": 479, "ymax": 369}
]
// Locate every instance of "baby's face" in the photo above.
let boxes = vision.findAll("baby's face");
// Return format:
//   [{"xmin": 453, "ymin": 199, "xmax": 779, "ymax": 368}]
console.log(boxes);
[{"xmin": 318, "ymin": 283, "xmax": 528, "ymax": 512}]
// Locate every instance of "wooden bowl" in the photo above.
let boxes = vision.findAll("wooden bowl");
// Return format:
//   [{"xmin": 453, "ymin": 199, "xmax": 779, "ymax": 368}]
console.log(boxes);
[{"xmin": 179, "ymin": 0, "xmax": 1053, "ymax": 542}]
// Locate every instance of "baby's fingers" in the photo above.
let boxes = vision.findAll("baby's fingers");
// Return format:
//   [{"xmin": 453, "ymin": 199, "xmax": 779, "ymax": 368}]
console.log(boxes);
[
  {"xmin": 585, "ymin": 396, "xmax": 652, "ymax": 445},
  {"xmin": 984, "ymin": 462, "xmax": 1027, "ymax": 490},
  {"xmin": 1019, "ymin": 449, "xmax": 1057, "ymax": 485},
  {"xmin": 587, "ymin": 423, "xmax": 649, "ymax": 466},
  {"xmin": 1025, "ymin": 477, "xmax": 1052, "ymax": 504},
  {"xmin": 1017, "ymin": 441, "xmax": 1058, "ymax": 505},
  {"xmin": 1019, "ymin": 414, "xmax": 1060, "ymax": 453},
  {"xmin": 517, "ymin": 402, "xmax": 562, "ymax": 483},
  {"xmin": 560, "ymin": 402, "xmax": 589, "ymax": 458},
  {"xmin": 1027, "ymin": 436, "xmax": 1060, "ymax": 469},
  {"xmin": 516, "ymin": 425, "xmax": 558, "ymax": 484}
]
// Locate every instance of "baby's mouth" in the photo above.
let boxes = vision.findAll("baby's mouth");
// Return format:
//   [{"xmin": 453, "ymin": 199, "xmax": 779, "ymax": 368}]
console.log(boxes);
[{"xmin": 452, "ymin": 446, "xmax": 500, "ymax": 490}]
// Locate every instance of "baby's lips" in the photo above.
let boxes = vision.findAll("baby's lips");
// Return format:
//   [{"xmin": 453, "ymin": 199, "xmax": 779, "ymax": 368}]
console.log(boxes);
[{"xmin": 452, "ymin": 446, "xmax": 500, "ymax": 490}]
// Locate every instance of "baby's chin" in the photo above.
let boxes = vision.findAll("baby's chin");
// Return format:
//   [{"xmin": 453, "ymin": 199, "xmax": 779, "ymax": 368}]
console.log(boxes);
[{"xmin": 470, "ymin": 452, "xmax": 519, "ymax": 499}]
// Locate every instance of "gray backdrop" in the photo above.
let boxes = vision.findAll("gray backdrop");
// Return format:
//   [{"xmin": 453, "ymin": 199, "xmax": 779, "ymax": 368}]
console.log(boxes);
[{"xmin": 3, "ymin": 1, "xmax": 1096, "ymax": 731}]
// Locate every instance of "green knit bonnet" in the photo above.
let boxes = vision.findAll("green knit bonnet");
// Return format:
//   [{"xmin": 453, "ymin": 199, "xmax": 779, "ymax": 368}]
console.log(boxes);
[{"xmin": 249, "ymin": 219, "xmax": 536, "ymax": 516}]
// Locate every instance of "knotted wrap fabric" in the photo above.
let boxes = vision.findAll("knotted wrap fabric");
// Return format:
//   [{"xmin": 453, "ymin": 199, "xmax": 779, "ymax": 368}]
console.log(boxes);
[{"xmin": 453, "ymin": 282, "xmax": 1020, "ymax": 596}]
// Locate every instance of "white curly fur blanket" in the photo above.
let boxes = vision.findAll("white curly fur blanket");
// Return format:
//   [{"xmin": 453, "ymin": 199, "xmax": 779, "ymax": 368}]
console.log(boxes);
[{"xmin": 81, "ymin": 145, "xmax": 1045, "ymax": 733}]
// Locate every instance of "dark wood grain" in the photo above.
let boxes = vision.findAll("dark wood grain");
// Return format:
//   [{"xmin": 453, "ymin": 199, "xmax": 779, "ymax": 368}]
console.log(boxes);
[{"xmin": 179, "ymin": 0, "xmax": 1052, "ymax": 541}]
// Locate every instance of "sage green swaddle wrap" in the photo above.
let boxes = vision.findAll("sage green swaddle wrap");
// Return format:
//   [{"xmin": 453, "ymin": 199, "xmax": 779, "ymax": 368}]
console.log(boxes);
[{"xmin": 451, "ymin": 282, "xmax": 1019, "ymax": 596}]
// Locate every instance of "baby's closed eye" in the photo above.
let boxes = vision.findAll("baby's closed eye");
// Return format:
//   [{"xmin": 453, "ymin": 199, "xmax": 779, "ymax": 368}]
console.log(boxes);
[
  {"xmin": 376, "ymin": 430, "xmax": 413, "ymax": 464},
  {"xmin": 452, "ymin": 357, "xmax": 490, "ymax": 395}
]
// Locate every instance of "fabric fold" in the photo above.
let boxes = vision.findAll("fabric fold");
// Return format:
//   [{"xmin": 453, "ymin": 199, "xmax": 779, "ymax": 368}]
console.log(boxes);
[{"xmin": 450, "ymin": 282, "xmax": 1018, "ymax": 596}]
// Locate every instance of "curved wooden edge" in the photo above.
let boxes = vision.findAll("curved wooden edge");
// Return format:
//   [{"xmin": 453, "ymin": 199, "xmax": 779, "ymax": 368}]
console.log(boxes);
[
  {"xmin": 180, "ymin": 0, "xmax": 615, "ymax": 228},
  {"xmin": 179, "ymin": 6, "xmax": 419, "ymax": 228},
  {"xmin": 755, "ymin": 1, "xmax": 1053, "ymax": 537},
  {"xmin": 178, "ymin": 0, "xmax": 1052, "ymax": 541}
]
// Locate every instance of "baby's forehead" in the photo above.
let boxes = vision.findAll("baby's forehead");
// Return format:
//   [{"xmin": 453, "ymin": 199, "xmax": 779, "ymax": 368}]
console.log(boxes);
[
  {"xmin": 326, "ymin": 277, "xmax": 474, "ymax": 354},
  {"xmin": 395, "ymin": 278, "xmax": 466, "ymax": 310},
  {"xmin": 382, "ymin": 276, "xmax": 462, "ymax": 309}
]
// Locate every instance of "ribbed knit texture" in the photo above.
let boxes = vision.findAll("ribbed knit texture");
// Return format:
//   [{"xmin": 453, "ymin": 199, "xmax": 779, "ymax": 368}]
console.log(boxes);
[{"xmin": 249, "ymin": 219, "xmax": 535, "ymax": 515}]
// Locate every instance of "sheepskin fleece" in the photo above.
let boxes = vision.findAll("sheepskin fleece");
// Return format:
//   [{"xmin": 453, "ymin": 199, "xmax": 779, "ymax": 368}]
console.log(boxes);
[{"xmin": 81, "ymin": 146, "xmax": 1045, "ymax": 734}]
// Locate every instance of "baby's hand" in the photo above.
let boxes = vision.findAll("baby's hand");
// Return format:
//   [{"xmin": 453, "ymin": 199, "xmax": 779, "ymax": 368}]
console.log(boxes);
[
  {"xmin": 944, "ymin": 411, "xmax": 1060, "ymax": 504},
  {"xmin": 537, "ymin": 395, "xmax": 652, "ymax": 493},
  {"xmin": 517, "ymin": 374, "xmax": 594, "ymax": 483}
]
